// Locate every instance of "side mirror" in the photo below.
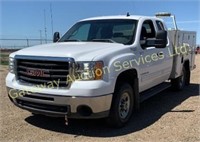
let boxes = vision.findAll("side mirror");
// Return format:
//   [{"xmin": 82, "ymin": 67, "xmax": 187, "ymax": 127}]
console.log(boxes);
[
  {"xmin": 53, "ymin": 32, "xmax": 60, "ymax": 43},
  {"xmin": 145, "ymin": 30, "xmax": 167, "ymax": 48},
  {"xmin": 154, "ymin": 30, "xmax": 167, "ymax": 48}
]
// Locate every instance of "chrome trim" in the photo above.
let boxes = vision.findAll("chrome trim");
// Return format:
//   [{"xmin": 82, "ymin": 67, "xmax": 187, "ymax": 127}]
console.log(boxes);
[{"xmin": 14, "ymin": 55, "xmax": 75, "ymax": 89}]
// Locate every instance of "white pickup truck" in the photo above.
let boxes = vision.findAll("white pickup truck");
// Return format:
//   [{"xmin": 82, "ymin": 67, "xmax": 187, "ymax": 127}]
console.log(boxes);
[{"xmin": 6, "ymin": 13, "xmax": 196, "ymax": 127}]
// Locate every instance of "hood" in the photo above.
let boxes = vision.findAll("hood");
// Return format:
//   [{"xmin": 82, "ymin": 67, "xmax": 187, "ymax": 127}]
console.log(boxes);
[{"xmin": 14, "ymin": 42, "xmax": 125, "ymax": 61}]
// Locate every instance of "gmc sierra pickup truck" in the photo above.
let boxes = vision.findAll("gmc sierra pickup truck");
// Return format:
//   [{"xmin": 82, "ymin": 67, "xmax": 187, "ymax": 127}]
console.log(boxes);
[{"xmin": 6, "ymin": 13, "xmax": 196, "ymax": 127}]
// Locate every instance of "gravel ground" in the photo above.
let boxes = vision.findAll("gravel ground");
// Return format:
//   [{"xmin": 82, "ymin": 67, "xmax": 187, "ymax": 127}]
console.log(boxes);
[{"xmin": 0, "ymin": 56, "xmax": 199, "ymax": 142}]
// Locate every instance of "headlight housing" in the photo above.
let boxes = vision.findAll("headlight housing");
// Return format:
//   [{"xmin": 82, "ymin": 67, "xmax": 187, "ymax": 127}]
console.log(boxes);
[
  {"xmin": 75, "ymin": 61, "xmax": 104, "ymax": 80},
  {"xmin": 9, "ymin": 57, "xmax": 15, "ymax": 74}
]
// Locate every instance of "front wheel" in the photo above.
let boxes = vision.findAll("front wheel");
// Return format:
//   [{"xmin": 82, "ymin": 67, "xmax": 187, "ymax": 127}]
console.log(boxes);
[{"xmin": 106, "ymin": 83, "xmax": 134, "ymax": 128}]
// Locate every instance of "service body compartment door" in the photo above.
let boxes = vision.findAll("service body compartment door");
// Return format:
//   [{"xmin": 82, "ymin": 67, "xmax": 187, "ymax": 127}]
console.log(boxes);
[{"xmin": 168, "ymin": 30, "xmax": 196, "ymax": 78}]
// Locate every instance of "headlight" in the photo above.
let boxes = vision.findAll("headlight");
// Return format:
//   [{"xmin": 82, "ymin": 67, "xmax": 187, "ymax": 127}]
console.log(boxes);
[
  {"xmin": 9, "ymin": 57, "xmax": 15, "ymax": 74},
  {"xmin": 75, "ymin": 61, "xmax": 104, "ymax": 80}
]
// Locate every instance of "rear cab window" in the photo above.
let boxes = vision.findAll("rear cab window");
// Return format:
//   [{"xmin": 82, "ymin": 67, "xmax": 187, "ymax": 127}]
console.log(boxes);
[{"xmin": 156, "ymin": 20, "xmax": 165, "ymax": 31}]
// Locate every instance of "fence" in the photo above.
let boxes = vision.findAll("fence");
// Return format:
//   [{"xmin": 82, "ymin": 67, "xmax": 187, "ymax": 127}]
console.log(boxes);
[{"xmin": 0, "ymin": 38, "xmax": 52, "ymax": 49}]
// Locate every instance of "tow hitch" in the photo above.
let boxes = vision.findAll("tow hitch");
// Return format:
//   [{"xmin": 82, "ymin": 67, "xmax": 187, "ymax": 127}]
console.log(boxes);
[{"xmin": 65, "ymin": 115, "xmax": 68, "ymax": 125}]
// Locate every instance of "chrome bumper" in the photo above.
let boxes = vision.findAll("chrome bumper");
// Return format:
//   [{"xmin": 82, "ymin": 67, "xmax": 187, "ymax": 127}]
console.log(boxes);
[{"xmin": 7, "ymin": 87, "xmax": 112, "ymax": 119}]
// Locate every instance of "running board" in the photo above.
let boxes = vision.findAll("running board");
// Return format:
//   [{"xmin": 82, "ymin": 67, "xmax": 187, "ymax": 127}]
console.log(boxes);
[{"xmin": 140, "ymin": 82, "xmax": 171, "ymax": 102}]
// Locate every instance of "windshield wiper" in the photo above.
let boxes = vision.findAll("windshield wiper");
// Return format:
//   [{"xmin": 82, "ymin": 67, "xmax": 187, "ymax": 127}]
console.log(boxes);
[
  {"xmin": 63, "ymin": 39, "xmax": 82, "ymax": 42},
  {"xmin": 91, "ymin": 39, "xmax": 116, "ymax": 43}
]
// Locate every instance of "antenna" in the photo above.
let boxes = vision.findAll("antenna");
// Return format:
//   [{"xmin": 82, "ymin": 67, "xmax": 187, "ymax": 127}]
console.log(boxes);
[
  {"xmin": 126, "ymin": 12, "xmax": 130, "ymax": 17},
  {"xmin": 50, "ymin": 3, "xmax": 54, "ymax": 37},
  {"xmin": 44, "ymin": 9, "xmax": 47, "ymax": 43}
]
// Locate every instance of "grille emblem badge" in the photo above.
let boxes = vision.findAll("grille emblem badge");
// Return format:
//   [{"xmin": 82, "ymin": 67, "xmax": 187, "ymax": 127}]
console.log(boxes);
[{"xmin": 26, "ymin": 69, "xmax": 49, "ymax": 77}]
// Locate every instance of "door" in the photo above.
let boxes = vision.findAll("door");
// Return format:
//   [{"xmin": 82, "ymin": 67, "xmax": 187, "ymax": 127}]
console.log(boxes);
[{"xmin": 139, "ymin": 20, "xmax": 172, "ymax": 92}]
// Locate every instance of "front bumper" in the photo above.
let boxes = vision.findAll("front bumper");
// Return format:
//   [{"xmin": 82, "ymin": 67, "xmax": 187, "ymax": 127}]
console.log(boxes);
[{"xmin": 7, "ymin": 87, "xmax": 112, "ymax": 119}]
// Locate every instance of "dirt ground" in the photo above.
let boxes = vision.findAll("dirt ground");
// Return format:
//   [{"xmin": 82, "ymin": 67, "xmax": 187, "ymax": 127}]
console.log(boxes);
[{"xmin": 0, "ymin": 56, "xmax": 199, "ymax": 142}]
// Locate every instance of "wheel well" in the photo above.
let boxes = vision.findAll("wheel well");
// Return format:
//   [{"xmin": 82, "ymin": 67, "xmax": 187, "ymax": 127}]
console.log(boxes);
[
  {"xmin": 115, "ymin": 69, "xmax": 138, "ymax": 90},
  {"xmin": 115, "ymin": 69, "xmax": 139, "ymax": 110}
]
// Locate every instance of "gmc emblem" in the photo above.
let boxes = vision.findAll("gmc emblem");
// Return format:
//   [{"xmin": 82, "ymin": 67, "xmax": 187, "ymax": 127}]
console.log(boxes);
[{"xmin": 26, "ymin": 69, "xmax": 49, "ymax": 77}]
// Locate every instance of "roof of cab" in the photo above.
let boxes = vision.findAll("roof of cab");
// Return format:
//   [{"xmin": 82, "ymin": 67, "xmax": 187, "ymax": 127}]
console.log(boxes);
[{"xmin": 80, "ymin": 15, "xmax": 162, "ymax": 22}]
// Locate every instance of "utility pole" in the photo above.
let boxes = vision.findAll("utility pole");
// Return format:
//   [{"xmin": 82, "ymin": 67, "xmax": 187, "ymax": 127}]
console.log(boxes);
[
  {"xmin": 44, "ymin": 9, "xmax": 47, "ymax": 43},
  {"xmin": 26, "ymin": 38, "xmax": 29, "ymax": 47},
  {"xmin": 39, "ymin": 30, "xmax": 42, "ymax": 44},
  {"xmin": 50, "ymin": 3, "xmax": 54, "ymax": 37}
]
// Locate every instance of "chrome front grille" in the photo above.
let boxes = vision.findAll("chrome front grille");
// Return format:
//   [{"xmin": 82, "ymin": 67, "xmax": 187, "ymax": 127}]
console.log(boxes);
[{"xmin": 15, "ymin": 56, "xmax": 73, "ymax": 88}]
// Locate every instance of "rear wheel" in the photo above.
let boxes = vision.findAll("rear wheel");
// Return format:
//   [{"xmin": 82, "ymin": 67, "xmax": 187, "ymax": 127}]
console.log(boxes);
[
  {"xmin": 185, "ymin": 68, "xmax": 191, "ymax": 86},
  {"xmin": 171, "ymin": 67, "xmax": 186, "ymax": 91},
  {"xmin": 106, "ymin": 83, "xmax": 134, "ymax": 128}
]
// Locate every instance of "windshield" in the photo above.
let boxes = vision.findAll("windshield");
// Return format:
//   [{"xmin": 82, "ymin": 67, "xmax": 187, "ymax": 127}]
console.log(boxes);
[{"xmin": 59, "ymin": 19, "xmax": 138, "ymax": 45}]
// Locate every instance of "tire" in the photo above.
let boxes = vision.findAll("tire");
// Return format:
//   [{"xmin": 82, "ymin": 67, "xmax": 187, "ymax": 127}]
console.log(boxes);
[
  {"xmin": 171, "ymin": 67, "xmax": 186, "ymax": 91},
  {"xmin": 185, "ymin": 69, "xmax": 191, "ymax": 86},
  {"xmin": 106, "ymin": 83, "xmax": 134, "ymax": 128}
]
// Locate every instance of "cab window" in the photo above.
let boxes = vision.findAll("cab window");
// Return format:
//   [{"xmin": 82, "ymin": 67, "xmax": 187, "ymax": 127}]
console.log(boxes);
[{"xmin": 140, "ymin": 20, "xmax": 156, "ymax": 49}]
